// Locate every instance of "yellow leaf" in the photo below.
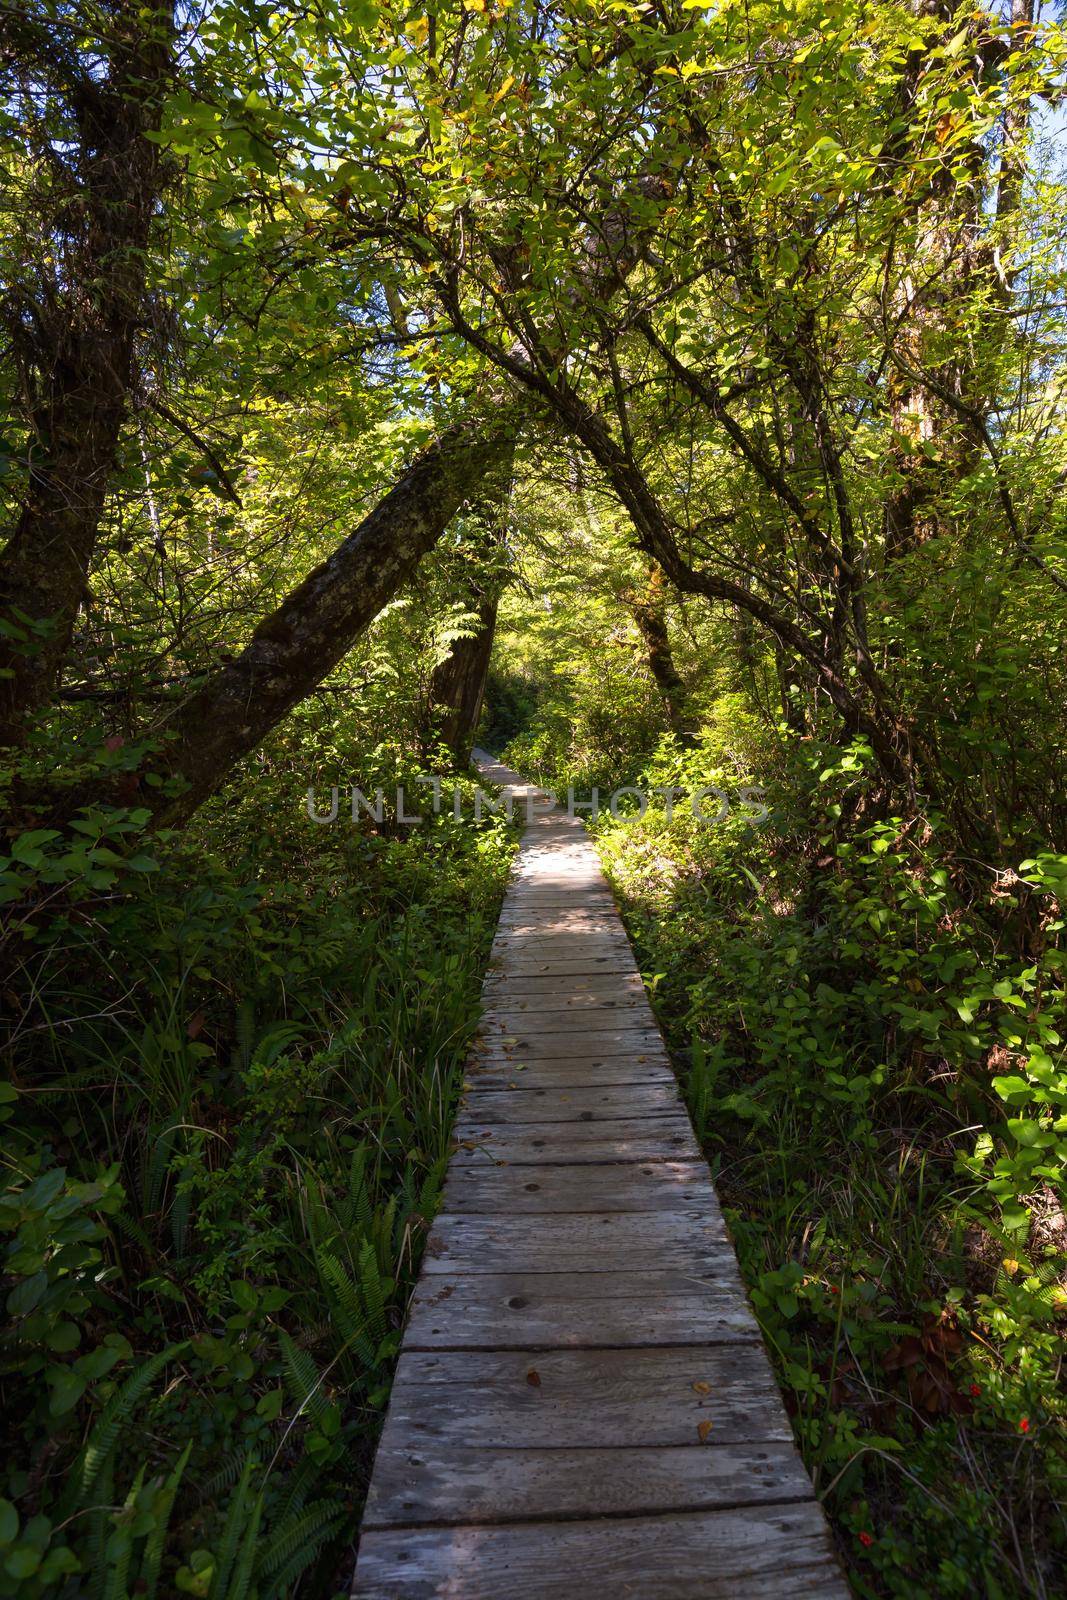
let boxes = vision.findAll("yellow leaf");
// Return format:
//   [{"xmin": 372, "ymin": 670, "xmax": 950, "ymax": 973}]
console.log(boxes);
[{"xmin": 697, "ymin": 1419, "xmax": 713, "ymax": 1442}]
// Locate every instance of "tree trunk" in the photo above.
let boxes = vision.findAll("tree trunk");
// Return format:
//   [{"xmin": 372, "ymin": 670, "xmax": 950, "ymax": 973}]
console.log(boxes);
[
  {"xmin": 147, "ymin": 423, "xmax": 514, "ymax": 825},
  {"xmin": 0, "ymin": 3, "xmax": 173, "ymax": 748},
  {"xmin": 430, "ymin": 591, "xmax": 500, "ymax": 765},
  {"xmin": 626, "ymin": 564, "xmax": 689, "ymax": 739},
  {"xmin": 428, "ymin": 439, "xmax": 515, "ymax": 763}
]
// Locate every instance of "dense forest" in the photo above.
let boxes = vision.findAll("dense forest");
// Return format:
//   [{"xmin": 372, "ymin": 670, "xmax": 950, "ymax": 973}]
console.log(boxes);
[{"xmin": 1, "ymin": 0, "xmax": 1065, "ymax": 1594}]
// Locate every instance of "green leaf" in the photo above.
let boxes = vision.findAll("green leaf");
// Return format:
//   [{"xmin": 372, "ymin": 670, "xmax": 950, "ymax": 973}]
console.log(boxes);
[
  {"xmin": 48, "ymin": 1369, "xmax": 87, "ymax": 1416},
  {"xmin": 7, "ymin": 1272, "xmax": 48, "ymax": 1317},
  {"xmin": 0, "ymin": 1501, "xmax": 17, "ymax": 1547}
]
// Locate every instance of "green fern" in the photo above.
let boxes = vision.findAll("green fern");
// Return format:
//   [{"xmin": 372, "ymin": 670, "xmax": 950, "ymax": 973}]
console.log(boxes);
[
  {"xmin": 349, "ymin": 1147, "xmax": 373, "ymax": 1236},
  {"xmin": 102, "ymin": 1465, "xmax": 144, "ymax": 1600},
  {"xmin": 271, "ymin": 1454, "xmax": 319, "ymax": 1525},
  {"xmin": 86, "ymin": 1449, "xmax": 114, "ymax": 1600},
  {"xmin": 202, "ymin": 1444, "xmax": 254, "ymax": 1502},
  {"xmin": 64, "ymin": 1343, "xmax": 186, "ymax": 1514},
  {"xmin": 259, "ymin": 1508, "xmax": 346, "ymax": 1600},
  {"xmin": 318, "ymin": 1249, "xmax": 376, "ymax": 1364},
  {"xmin": 210, "ymin": 1453, "xmax": 256, "ymax": 1599},
  {"xmin": 142, "ymin": 1442, "xmax": 192, "ymax": 1600},
  {"xmin": 257, "ymin": 1500, "xmax": 346, "ymax": 1588},
  {"xmin": 278, "ymin": 1330, "xmax": 330, "ymax": 1424},
  {"xmin": 358, "ymin": 1238, "xmax": 389, "ymax": 1344},
  {"xmin": 225, "ymin": 1492, "xmax": 264, "ymax": 1600}
]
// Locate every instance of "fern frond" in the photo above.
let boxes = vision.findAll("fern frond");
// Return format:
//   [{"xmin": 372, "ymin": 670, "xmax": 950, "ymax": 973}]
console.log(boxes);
[
  {"xmin": 259, "ymin": 1507, "xmax": 346, "ymax": 1599},
  {"xmin": 278, "ymin": 1331, "xmax": 329, "ymax": 1423},
  {"xmin": 202, "ymin": 1445, "xmax": 250, "ymax": 1502},
  {"xmin": 318, "ymin": 1250, "xmax": 375, "ymax": 1364},
  {"xmin": 271, "ymin": 1455, "xmax": 319, "ymax": 1526},
  {"xmin": 359, "ymin": 1239, "xmax": 389, "ymax": 1345},
  {"xmin": 102, "ymin": 1465, "xmax": 144, "ymax": 1600},
  {"xmin": 210, "ymin": 1453, "xmax": 256, "ymax": 1600},
  {"xmin": 66, "ymin": 1343, "xmax": 185, "ymax": 1514},
  {"xmin": 225, "ymin": 1492, "xmax": 264, "ymax": 1600},
  {"xmin": 86, "ymin": 1449, "xmax": 114, "ymax": 1600},
  {"xmin": 257, "ymin": 1500, "xmax": 346, "ymax": 1584},
  {"xmin": 142, "ymin": 1441, "xmax": 191, "ymax": 1600}
]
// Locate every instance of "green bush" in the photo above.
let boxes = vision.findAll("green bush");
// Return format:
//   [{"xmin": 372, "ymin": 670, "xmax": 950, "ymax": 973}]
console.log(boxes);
[{"xmin": 596, "ymin": 734, "xmax": 1066, "ymax": 1598}]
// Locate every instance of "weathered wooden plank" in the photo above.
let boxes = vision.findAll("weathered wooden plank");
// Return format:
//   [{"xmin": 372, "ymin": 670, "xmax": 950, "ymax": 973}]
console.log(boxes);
[
  {"xmin": 451, "ymin": 1126, "xmax": 700, "ymax": 1164},
  {"xmin": 491, "ymin": 929, "xmax": 629, "ymax": 945},
  {"xmin": 488, "ymin": 950, "xmax": 637, "ymax": 973},
  {"xmin": 354, "ymin": 1503, "xmax": 850, "ymax": 1599},
  {"xmin": 483, "ymin": 985, "xmax": 645, "ymax": 1010},
  {"xmin": 362, "ymin": 1441, "xmax": 813, "ymax": 1529},
  {"xmin": 464, "ymin": 1059, "xmax": 677, "ymax": 1090},
  {"xmin": 482, "ymin": 970, "xmax": 646, "ymax": 997},
  {"xmin": 454, "ymin": 1094, "xmax": 681, "ymax": 1132},
  {"xmin": 474, "ymin": 1027, "xmax": 666, "ymax": 1059},
  {"xmin": 450, "ymin": 1117, "xmax": 701, "ymax": 1164},
  {"xmin": 456, "ymin": 1082, "xmax": 682, "ymax": 1123},
  {"xmin": 481, "ymin": 1002, "xmax": 650, "ymax": 1032},
  {"xmin": 404, "ymin": 1268, "xmax": 752, "ymax": 1349},
  {"xmin": 387, "ymin": 1346, "xmax": 794, "ymax": 1448},
  {"xmin": 442, "ymin": 1158, "xmax": 710, "ymax": 1214},
  {"xmin": 496, "ymin": 917, "xmax": 623, "ymax": 938},
  {"xmin": 505, "ymin": 886, "xmax": 615, "ymax": 902},
  {"xmin": 422, "ymin": 1210, "xmax": 729, "ymax": 1275},
  {"xmin": 486, "ymin": 947, "xmax": 643, "ymax": 972}
]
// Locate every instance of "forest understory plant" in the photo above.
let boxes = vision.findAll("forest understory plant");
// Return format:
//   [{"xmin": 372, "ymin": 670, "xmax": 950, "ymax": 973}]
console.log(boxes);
[
  {"xmin": 587, "ymin": 734, "xmax": 1066, "ymax": 1600},
  {"xmin": 1, "ymin": 765, "xmax": 516, "ymax": 1596}
]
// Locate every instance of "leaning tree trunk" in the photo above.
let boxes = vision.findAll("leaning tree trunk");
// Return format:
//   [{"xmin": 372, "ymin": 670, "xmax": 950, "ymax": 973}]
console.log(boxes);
[
  {"xmin": 146, "ymin": 422, "xmax": 515, "ymax": 825},
  {"xmin": 0, "ymin": 3, "xmax": 173, "ymax": 749},
  {"xmin": 430, "ymin": 591, "xmax": 500, "ymax": 765}
]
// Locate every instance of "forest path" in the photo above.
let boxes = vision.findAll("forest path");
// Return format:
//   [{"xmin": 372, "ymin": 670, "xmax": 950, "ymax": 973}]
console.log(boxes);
[{"xmin": 351, "ymin": 756, "xmax": 848, "ymax": 1598}]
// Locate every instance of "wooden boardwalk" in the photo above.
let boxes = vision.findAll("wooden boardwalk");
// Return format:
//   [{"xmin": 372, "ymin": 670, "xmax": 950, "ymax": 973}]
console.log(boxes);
[{"xmin": 352, "ymin": 757, "xmax": 848, "ymax": 1598}]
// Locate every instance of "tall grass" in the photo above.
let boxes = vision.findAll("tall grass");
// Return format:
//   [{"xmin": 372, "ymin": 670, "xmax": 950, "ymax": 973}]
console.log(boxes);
[{"xmin": 1, "ymin": 808, "xmax": 515, "ymax": 1596}]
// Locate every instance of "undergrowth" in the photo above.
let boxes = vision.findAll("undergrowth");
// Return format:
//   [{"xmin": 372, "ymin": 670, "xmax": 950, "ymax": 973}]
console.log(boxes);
[
  {"xmin": 588, "ymin": 735, "xmax": 1067, "ymax": 1599},
  {"xmin": 0, "ymin": 776, "xmax": 515, "ymax": 1596}
]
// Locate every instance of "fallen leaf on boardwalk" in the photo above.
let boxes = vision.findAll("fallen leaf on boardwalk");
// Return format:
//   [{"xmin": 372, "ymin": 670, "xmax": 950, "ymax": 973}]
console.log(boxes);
[
  {"xmin": 697, "ymin": 1420, "xmax": 713, "ymax": 1442},
  {"xmin": 692, "ymin": 1380, "xmax": 711, "ymax": 1395},
  {"xmin": 526, "ymin": 1368, "xmax": 542, "ymax": 1387}
]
